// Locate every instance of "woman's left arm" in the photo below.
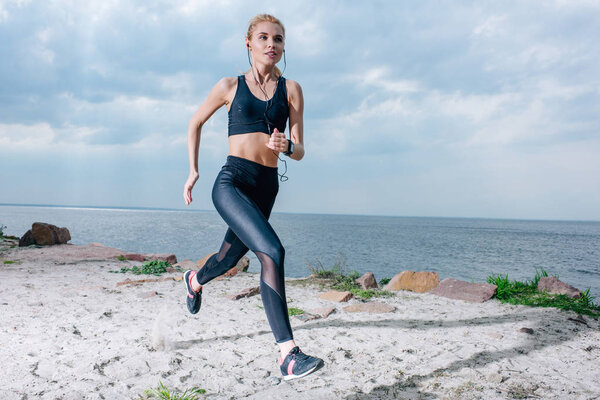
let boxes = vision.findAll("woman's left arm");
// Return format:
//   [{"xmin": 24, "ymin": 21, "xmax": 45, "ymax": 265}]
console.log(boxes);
[{"xmin": 287, "ymin": 80, "xmax": 305, "ymax": 161}]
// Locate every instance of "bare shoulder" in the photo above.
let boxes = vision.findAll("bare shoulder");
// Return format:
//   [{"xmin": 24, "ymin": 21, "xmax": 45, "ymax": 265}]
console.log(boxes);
[
  {"xmin": 285, "ymin": 79, "xmax": 303, "ymax": 95},
  {"xmin": 214, "ymin": 76, "xmax": 238, "ymax": 92},
  {"xmin": 284, "ymin": 79, "xmax": 303, "ymax": 104}
]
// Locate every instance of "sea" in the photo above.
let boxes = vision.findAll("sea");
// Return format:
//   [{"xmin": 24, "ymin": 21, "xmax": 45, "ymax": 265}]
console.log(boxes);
[{"xmin": 1, "ymin": 204, "xmax": 599, "ymax": 300}]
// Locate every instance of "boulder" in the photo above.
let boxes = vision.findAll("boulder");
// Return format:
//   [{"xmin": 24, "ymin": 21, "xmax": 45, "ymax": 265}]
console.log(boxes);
[
  {"xmin": 55, "ymin": 227, "xmax": 71, "ymax": 244},
  {"xmin": 18, "ymin": 230, "xmax": 35, "ymax": 247},
  {"xmin": 318, "ymin": 290, "xmax": 353, "ymax": 302},
  {"xmin": 428, "ymin": 278, "xmax": 497, "ymax": 303},
  {"xmin": 383, "ymin": 270, "xmax": 439, "ymax": 293},
  {"xmin": 355, "ymin": 272, "xmax": 378, "ymax": 289},
  {"xmin": 25, "ymin": 222, "xmax": 71, "ymax": 246},
  {"xmin": 31, "ymin": 222, "xmax": 57, "ymax": 245},
  {"xmin": 343, "ymin": 302, "xmax": 396, "ymax": 313},
  {"xmin": 537, "ymin": 276, "xmax": 581, "ymax": 299}
]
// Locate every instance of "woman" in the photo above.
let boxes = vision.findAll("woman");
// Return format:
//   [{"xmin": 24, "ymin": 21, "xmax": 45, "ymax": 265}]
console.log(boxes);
[{"xmin": 182, "ymin": 14, "xmax": 324, "ymax": 381}]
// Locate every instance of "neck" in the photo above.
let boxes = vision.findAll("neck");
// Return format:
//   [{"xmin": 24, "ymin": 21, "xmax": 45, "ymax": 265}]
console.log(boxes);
[{"xmin": 249, "ymin": 64, "xmax": 278, "ymax": 84}]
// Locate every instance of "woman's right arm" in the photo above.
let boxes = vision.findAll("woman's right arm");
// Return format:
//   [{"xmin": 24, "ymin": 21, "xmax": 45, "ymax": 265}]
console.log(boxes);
[{"xmin": 184, "ymin": 77, "xmax": 235, "ymax": 206}]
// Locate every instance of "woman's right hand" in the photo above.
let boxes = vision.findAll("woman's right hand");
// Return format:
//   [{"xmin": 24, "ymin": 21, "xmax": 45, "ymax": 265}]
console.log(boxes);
[{"xmin": 183, "ymin": 172, "xmax": 199, "ymax": 205}]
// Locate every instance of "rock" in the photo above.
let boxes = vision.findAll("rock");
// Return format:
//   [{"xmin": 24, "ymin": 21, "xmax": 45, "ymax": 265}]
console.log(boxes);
[
  {"xmin": 295, "ymin": 313, "xmax": 321, "ymax": 321},
  {"xmin": 145, "ymin": 253, "xmax": 177, "ymax": 265},
  {"xmin": 31, "ymin": 222, "xmax": 57, "ymax": 245},
  {"xmin": 174, "ymin": 259, "xmax": 196, "ymax": 270},
  {"xmin": 18, "ymin": 229, "xmax": 35, "ymax": 247},
  {"xmin": 318, "ymin": 290, "xmax": 353, "ymax": 302},
  {"xmin": 519, "ymin": 327, "xmax": 534, "ymax": 334},
  {"xmin": 30, "ymin": 222, "xmax": 71, "ymax": 245},
  {"xmin": 165, "ymin": 267, "xmax": 177, "ymax": 273},
  {"xmin": 383, "ymin": 270, "xmax": 439, "ymax": 293},
  {"xmin": 311, "ymin": 307, "xmax": 336, "ymax": 318},
  {"xmin": 428, "ymin": 278, "xmax": 497, "ymax": 303},
  {"xmin": 226, "ymin": 286, "xmax": 260, "ymax": 300},
  {"xmin": 537, "ymin": 276, "xmax": 581, "ymax": 299},
  {"xmin": 343, "ymin": 302, "xmax": 396, "ymax": 313},
  {"xmin": 235, "ymin": 256, "xmax": 250, "ymax": 272},
  {"xmin": 355, "ymin": 272, "xmax": 378, "ymax": 289},
  {"xmin": 138, "ymin": 291, "xmax": 158, "ymax": 299},
  {"xmin": 125, "ymin": 253, "xmax": 145, "ymax": 262},
  {"xmin": 55, "ymin": 227, "xmax": 71, "ymax": 244}
]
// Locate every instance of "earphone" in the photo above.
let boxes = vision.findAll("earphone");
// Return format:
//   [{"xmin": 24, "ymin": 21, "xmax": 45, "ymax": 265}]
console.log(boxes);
[{"xmin": 247, "ymin": 43, "xmax": 289, "ymax": 182}]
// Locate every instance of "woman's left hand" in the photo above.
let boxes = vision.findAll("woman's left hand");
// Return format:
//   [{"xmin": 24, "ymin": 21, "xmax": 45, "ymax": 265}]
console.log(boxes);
[{"xmin": 266, "ymin": 128, "xmax": 288, "ymax": 153}]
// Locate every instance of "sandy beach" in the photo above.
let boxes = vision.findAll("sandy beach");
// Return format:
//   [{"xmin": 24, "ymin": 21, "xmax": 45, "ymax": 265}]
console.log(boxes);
[{"xmin": 1, "ymin": 242, "xmax": 599, "ymax": 400}]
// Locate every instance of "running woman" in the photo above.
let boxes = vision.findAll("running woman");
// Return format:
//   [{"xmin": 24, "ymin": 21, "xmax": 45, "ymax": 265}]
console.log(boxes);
[{"xmin": 182, "ymin": 14, "xmax": 324, "ymax": 381}]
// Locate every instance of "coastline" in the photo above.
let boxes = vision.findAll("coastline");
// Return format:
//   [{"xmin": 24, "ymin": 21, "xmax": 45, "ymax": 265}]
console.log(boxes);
[{"xmin": 1, "ymin": 242, "xmax": 599, "ymax": 399}]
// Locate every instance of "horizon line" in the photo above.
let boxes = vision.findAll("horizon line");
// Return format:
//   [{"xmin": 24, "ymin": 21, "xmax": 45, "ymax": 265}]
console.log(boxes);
[{"xmin": 1, "ymin": 202, "xmax": 599, "ymax": 223}]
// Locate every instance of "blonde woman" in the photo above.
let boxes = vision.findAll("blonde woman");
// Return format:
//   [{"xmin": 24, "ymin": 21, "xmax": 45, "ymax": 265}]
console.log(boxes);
[{"xmin": 182, "ymin": 14, "xmax": 324, "ymax": 380}]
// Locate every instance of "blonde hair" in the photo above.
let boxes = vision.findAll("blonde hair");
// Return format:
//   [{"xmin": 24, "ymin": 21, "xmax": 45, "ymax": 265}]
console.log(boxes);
[{"xmin": 246, "ymin": 14, "xmax": 285, "ymax": 77}]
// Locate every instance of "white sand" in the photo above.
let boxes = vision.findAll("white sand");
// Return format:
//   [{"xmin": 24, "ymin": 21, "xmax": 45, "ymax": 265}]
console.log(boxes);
[{"xmin": 1, "ymin": 245, "xmax": 599, "ymax": 399}]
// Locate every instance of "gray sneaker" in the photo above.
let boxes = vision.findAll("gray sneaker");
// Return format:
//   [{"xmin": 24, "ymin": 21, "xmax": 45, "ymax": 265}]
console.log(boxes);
[{"xmin": 280, "ymin": 346, "xmax": 324, "ymax": 380}]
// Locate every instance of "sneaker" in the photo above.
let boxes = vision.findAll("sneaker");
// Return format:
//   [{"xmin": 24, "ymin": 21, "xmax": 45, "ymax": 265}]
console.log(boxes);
[
  {"xmin": 184, "ymin": 270, "xmax": 202, "ymax": 314},
  {"xmin": 280, "ymin": 346, "xmax": 324, "ymax": 381}
]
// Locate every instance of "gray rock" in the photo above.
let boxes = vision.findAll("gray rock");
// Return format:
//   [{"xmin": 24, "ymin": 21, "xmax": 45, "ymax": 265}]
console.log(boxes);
[
  {"xmin": 519, "ymin": 327, "xmax": 534, "ymax": 334},
  {"xmin": 428, "ymin": 278, "xmax": 497, "ymax": 303},
  {"xmin": 537, "ymin": 276, "xmax": 581, "ymax": 299}
]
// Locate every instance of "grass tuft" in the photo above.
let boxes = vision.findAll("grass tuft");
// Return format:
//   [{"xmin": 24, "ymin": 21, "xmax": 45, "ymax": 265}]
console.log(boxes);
[
  {"xmin": 487, "ymin": 268, "xmax": 600, "ymax": 317},
  {"xmin": 288, "ymin": 307, "xmax": 305, "ymax": 316},
  {"xmin": 109, "ymin": 260, "xmax": 180, "ymax": 276},
  {"xmin": 141, "ymin": 381, "xmax": 206, "ymax": 400},
  {"xmin": 306, "ymin": 254, "xmax": 395, "ymax": 300}
]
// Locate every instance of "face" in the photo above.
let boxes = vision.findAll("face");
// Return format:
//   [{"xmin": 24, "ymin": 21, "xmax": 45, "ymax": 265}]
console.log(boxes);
[{"xmin": 246, "ymin": 21, "xmax": 285, "ymax": 66}]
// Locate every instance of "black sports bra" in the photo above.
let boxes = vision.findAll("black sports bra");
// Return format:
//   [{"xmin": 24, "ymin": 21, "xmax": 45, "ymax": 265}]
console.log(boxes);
[{"xmin": 227, "ymin": 75, "xmax": 289, "ymax": 136}]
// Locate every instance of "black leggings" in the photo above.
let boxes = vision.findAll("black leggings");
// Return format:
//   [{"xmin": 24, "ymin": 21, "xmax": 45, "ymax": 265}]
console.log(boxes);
[{"xmin": 194, "ymin": 155, "xmax": 293, "ymax": 344}]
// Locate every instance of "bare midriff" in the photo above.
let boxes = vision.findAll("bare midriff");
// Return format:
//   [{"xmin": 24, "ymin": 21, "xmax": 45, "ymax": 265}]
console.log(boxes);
[{"xmin": 228, "ymin": 132, "xmax": 279, "ymax": 167}]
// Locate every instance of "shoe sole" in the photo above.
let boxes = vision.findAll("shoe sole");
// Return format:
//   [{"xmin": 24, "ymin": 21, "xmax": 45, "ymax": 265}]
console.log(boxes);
[{"xmin": 282, "ymin": 359, "xmax": 324, "ymax": 381}]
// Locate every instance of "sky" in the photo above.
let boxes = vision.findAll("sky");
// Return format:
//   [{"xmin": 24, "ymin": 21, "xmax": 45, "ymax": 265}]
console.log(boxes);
[{"xmin": 1, "ymin": 0, "xmax": 599, "ymax": 220}]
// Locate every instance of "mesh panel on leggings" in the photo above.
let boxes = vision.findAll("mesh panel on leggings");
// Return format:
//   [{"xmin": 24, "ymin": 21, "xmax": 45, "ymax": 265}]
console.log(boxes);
[
  {"xmin": 216, "ymin": 240, "xmax": 231, "ymax": 262},
  {"xmin": 256, "ymin": 251, "xmax": 285, "ymax": 300}
]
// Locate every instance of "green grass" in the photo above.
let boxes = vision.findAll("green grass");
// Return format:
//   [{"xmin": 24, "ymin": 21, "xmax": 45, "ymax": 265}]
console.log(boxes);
[
  {"xmin": 141, "ymin": 381, "xmax": 206, "ymax": 400},
  {"xmin": 306, "ymin": 255, "xmax": 396, "ymax": 300},
  {"xmin": 3, "ymin": 260, "xmax": 19, "ymax": 264},
  {"xmin": 487, "ymin": 268, "xmax": 600, "ymax": 317},
  {"xmin": 118, "ymin": 254, "xmax": 127, "ymax": 261},
  {"xmin": 288, "ymin": 307, "xmax": 305, "ymax": 316},
  {"xmin": 108, "ymin": 260, "xmax": 180, "ymax": 276}
]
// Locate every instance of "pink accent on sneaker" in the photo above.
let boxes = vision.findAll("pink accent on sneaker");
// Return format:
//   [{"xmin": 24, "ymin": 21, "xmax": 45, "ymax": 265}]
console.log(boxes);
[
  {"xmin": 188, "ymin": 270, "xmax": 198, "ymax": 298},
  {"xmin": 287, "ymin": 359, "xmax": 296, "ymax": 375}
]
